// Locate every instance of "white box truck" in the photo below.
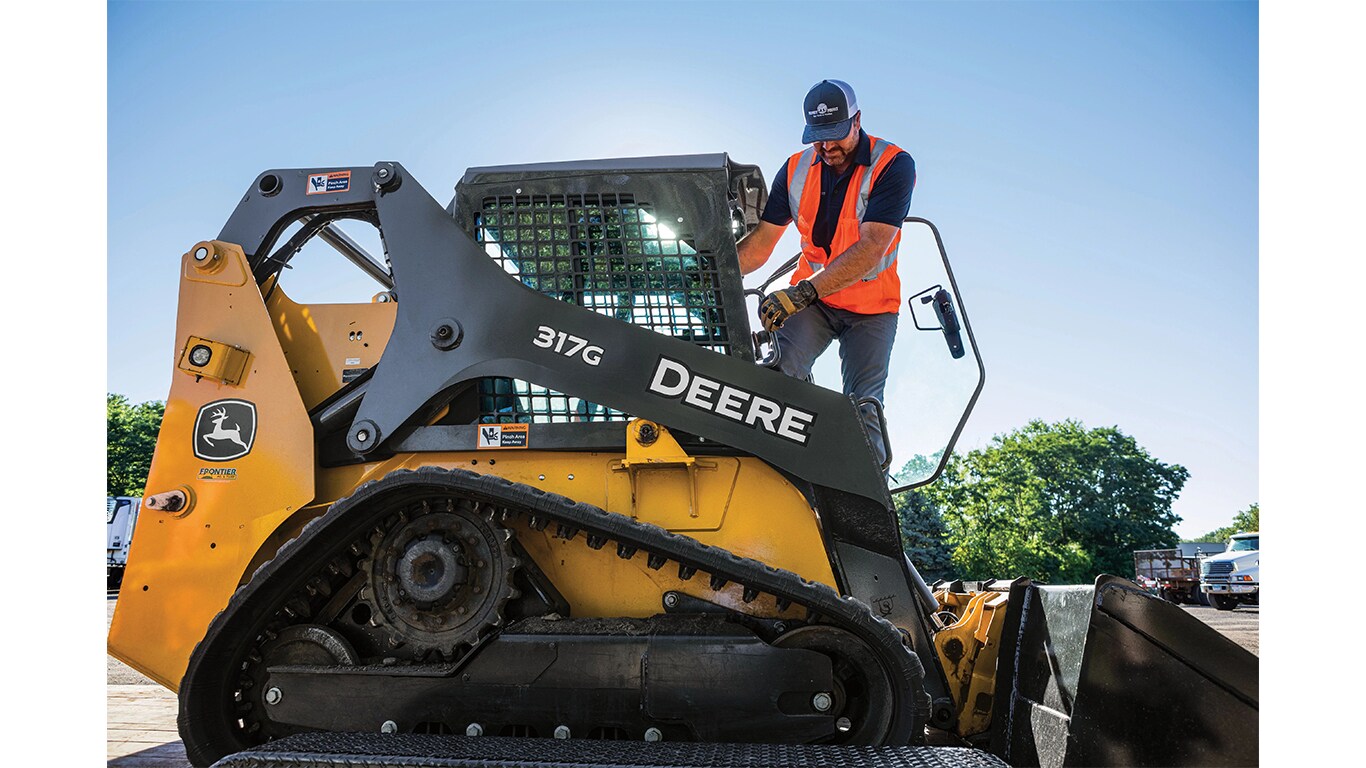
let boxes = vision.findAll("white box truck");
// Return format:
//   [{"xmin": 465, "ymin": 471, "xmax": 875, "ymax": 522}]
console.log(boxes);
[{"xmin": 107, "ymin": 496, "xmax": 140, "ymax": 590}]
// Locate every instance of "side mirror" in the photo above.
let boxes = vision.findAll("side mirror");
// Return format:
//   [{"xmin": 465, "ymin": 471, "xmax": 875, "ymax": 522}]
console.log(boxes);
[
  {"xmin": 908, "ymin": 285, "xmax": 965, "ymax": 359},
  {"xmin": 922, "ymin": 289, "xmax": 965, "ymax": 359}
]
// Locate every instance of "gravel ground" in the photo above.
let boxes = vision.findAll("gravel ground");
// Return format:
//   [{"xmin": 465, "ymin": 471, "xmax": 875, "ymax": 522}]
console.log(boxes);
[{"xmin": 1179, "ymin": 601, "xmax": 1259, "ymax": 656}]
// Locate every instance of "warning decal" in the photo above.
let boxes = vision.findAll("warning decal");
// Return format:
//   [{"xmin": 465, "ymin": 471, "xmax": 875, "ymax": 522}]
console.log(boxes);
[
  {"xmin": 477, "ymin": 423, "xmax": 529, "ymax": 449},
  {"xmin": 306, "ymin": 170, "xmax": 351, "ymax": 195}
]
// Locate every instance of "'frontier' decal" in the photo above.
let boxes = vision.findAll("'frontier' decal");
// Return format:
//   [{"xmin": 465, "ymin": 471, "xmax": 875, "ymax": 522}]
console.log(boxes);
[
  {"xmin": 646, "ymin": 356, "xmax": 816, "ymax": 445},
  {"xmin": 193, "ymin": 399, "xmax": 257, "ymax": 461}
]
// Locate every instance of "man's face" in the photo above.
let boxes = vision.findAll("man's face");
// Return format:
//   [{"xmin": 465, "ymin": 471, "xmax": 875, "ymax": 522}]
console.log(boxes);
[{"xmin": 814, "ymin": 113, "xmax": 861, "ymax": 167}]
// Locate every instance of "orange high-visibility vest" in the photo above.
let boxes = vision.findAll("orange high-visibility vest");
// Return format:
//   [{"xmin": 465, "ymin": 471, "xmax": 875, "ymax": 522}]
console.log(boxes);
[{"xmin": 786, "ymin": 134, "xmax": 905, "ymax": 314}]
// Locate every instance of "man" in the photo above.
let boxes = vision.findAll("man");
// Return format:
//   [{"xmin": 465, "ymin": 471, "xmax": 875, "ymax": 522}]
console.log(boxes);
[{"xmin": 737, "ymin": 79, "xmax": 915, "ymax": 467}]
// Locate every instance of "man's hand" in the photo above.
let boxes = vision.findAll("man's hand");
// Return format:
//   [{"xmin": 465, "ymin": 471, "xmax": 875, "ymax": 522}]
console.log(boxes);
[{"xmin": 760, "ymin": 279, "xmax": 819, "ymax": 332}]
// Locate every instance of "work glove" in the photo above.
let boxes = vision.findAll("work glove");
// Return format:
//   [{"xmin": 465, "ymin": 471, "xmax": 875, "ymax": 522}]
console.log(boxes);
[{"xmin": 759, "ymin": 279, "xmax": 819, "ymax": 332}]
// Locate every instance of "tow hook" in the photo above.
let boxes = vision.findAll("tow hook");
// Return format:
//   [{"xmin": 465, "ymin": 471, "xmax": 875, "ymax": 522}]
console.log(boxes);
[{"xmin": 145, "ymin": 488, "xmax": 192, "ymax": 516}]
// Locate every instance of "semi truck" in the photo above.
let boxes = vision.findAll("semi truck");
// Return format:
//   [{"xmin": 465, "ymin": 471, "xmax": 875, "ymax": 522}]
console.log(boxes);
[{"xmin": 1201, "ymin": 532, "xmax": 1259, "ymax": 610}]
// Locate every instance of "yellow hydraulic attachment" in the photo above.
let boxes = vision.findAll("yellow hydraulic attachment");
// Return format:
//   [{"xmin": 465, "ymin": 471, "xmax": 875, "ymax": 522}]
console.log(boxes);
[{"xmin": 933, "ymin": 586, "xmax": 1011, "ymax": 738}]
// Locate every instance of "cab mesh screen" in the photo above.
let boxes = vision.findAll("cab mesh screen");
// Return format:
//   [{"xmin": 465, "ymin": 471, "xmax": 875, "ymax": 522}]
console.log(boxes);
[{"xmin": 473, "ymin": 193, "xmax": 730, "ymax": 424}]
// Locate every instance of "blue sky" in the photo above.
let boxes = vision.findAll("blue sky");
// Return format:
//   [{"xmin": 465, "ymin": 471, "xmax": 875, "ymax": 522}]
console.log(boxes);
[{"xmin": 108, "ymin": 0, "xmax": 1258, "ymax": 538}]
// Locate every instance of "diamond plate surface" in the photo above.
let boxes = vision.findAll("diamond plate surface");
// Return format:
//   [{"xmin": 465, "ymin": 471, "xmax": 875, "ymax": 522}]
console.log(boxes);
[{"xmin": 214, "ymin": 733, "xmax": 1010, "ymax": 768}]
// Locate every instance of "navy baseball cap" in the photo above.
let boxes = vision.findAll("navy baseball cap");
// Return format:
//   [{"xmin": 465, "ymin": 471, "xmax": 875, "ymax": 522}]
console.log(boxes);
[{"xmin": 802, "ymin": 79, "xmax": 859, "ymax": 144}]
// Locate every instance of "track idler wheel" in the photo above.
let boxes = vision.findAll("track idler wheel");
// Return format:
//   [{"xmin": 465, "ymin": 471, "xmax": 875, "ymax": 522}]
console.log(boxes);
[{"xmin": 774, "ymin": 624, "xmax": 895, "ymax": 744}]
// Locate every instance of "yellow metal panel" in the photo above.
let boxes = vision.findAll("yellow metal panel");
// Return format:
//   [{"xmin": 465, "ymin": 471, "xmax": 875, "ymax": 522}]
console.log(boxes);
[
  {"xmin": 107, "ymin": 241, "xmax": 316, "ymax": 691},
  {"xmin": 309, "ymin": 448, "xmax": 836, "ymax": 621},
  {"xmin": 265, "ymin": 286, "xmax": 396, "ymax": 411}
]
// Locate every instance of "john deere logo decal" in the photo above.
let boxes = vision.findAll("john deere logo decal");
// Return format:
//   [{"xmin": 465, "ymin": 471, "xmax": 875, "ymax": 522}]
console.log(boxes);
[{"xmin": 194, "ymin": 399, "xmax": 257, "ymax": 461}]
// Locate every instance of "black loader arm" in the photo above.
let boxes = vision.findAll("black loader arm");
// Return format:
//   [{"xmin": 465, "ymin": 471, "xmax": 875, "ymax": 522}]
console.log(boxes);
[{"xmin": 217, "ymin": 162, "xmax": 890, "ymax": 506}]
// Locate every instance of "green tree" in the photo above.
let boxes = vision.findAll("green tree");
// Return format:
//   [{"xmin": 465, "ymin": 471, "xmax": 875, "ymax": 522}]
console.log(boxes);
[
  {"xmin": 107, "ymin": 394, "xmax": 164, "ymax": 497},
  {"xmin": 895, "ymin": 490, "xmax": 955, "ymax": 582},
  {"xmin": 922, "ymin": 419, "xmax": 1188, "ymax": 583},
  {"xmin": 1188, "ymin": 502, "xmax": 1259, "ymax": 544},
  {"xmin": 893, "ymin": 453, "xmax": 953, "ymax": 581}
]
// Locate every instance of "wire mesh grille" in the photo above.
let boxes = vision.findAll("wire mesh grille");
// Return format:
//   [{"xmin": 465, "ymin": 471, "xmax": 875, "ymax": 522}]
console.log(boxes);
[{"xmin": 472, "ymin": 193, "xmax": 730, "ymax": 424}]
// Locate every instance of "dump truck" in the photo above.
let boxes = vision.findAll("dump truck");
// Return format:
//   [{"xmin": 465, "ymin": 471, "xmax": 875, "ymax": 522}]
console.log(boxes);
[
  {"xmin": 1133, "ymin": 548, "xmax": 1201, "ymax": 604},
  {"xmin": 107, "ymin": 156, "xmax": 1258, "ymax": 767},
  {"xmin": 1133, "ymin": 542, "xmax": 1223, "ymax": 605}
]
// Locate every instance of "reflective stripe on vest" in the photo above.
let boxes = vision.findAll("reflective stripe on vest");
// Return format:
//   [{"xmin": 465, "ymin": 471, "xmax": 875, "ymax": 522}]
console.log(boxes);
[
  {"xmin": 786, "ymin": 146, "xmax": 817, "ymax": 218},
  {"xmin": 856, "ymin": 138, "xmax": 899, "ymax": 281},
  {"xmin": 786, "ymin": 138, "xmax": 902, "ymax": 282},
  {"xmin": 786, "ymin": 147, "xmax": 817, "ymax": 257}
]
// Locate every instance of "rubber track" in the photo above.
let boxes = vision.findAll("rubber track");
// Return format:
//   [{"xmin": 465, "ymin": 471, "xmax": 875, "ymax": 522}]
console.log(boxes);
[{"xmin": 181, "ymin": 467, "xmax": 931, "ymax": 766}]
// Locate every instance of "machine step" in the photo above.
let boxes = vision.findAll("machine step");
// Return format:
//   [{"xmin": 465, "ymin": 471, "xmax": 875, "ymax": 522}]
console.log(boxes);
[{"xmin": 212, "ymin": 733, "xmax": 1010, "ymax": 768}]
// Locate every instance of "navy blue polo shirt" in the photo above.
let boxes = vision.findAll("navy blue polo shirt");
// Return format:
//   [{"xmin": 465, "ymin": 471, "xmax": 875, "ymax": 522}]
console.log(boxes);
[{"xmin": 761, "ymin": 130, "xmax": 916, "ymax": 257}]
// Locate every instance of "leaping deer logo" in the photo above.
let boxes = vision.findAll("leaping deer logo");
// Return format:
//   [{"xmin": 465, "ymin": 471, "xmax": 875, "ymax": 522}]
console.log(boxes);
[
  {"xmin": 202, "ymin": 408, "xmax": 249, "ymax": 451},
  {"xmin": 194, "ymin": 399, "xmax": 256, "ymax": 461}
]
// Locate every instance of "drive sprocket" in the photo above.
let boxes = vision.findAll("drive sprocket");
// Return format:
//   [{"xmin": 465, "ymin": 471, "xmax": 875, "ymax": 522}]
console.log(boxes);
[{"xmin": 361, "ymin": 498, "xmax": 518, "ymax": 658}]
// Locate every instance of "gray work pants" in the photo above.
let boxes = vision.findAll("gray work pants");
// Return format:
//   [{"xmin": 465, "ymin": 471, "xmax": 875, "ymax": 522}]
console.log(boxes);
[{"xmin": 774, "ymin": 302, "xmax": 898, "ymax": 467}]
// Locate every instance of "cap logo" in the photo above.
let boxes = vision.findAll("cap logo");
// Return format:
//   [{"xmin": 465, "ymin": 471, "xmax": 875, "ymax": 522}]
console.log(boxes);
[{"xmin": 809, "ymin": 102, "xmax": 840, "ymax": 118}]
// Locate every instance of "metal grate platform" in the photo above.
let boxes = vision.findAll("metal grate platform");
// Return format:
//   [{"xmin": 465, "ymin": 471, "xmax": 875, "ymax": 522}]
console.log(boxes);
[{"xmin": 213, "ymin": 733, "xmax": 1010, "ymax": 768}]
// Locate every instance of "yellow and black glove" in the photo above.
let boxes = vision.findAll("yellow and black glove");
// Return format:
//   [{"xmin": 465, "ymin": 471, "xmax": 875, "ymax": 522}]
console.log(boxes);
[{"xmin": 759, "ymin": 279, "xmax": 819, "ymax": 332}]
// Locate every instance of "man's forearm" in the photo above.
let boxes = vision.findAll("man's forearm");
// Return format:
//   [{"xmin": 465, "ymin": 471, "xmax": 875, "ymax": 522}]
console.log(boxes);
[
  {"xmin": 737, "ymin": 237, "xmax": 767, "ymax": 275},
  {"xmin": 807, "ymin": 237, "xmax": 889, "ymax": 297},
  {"xmin": 736, "ymin": 221, "xmax": 784, "ymax": 275}
]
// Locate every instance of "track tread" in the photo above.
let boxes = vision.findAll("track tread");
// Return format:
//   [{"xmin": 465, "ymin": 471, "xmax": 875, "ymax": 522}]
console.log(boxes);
[{"xmin": 180, "ymin": 467, "xmax": 930, "ymax": 767}]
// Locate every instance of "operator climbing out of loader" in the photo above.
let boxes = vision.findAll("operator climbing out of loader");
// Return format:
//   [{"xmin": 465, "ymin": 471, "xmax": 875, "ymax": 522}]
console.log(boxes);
[{"xmin": 740, "ymin": 79, "xmax": 915, "ymax": 467}]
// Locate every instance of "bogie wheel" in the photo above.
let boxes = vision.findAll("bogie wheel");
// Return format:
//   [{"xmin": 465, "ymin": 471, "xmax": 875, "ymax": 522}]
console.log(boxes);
[
  {"xmin": 1212, "ymin": 595, "xmax": 1238, "ymax": 611},
  {"xmin": 773, "ymin": 624, "xmax": 894, "ymax": 745}
]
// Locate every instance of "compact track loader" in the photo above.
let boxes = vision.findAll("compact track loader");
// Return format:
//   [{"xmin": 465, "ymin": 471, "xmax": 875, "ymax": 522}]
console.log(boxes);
[{"xmin": 108, "ymin": 157, "xmax": 1258, "ymax": 767}]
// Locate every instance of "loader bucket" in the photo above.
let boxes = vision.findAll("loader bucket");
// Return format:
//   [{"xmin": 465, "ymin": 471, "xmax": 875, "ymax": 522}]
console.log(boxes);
[{"xmin": 989, "ymin": 575, "xmax": 1258, "ymax": 767}]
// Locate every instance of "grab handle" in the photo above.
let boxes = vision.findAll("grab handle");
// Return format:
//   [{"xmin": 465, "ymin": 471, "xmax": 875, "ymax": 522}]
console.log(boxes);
[{"xmin": 856, "ymin": 396, "xmax": 893, "ymax": 472}]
